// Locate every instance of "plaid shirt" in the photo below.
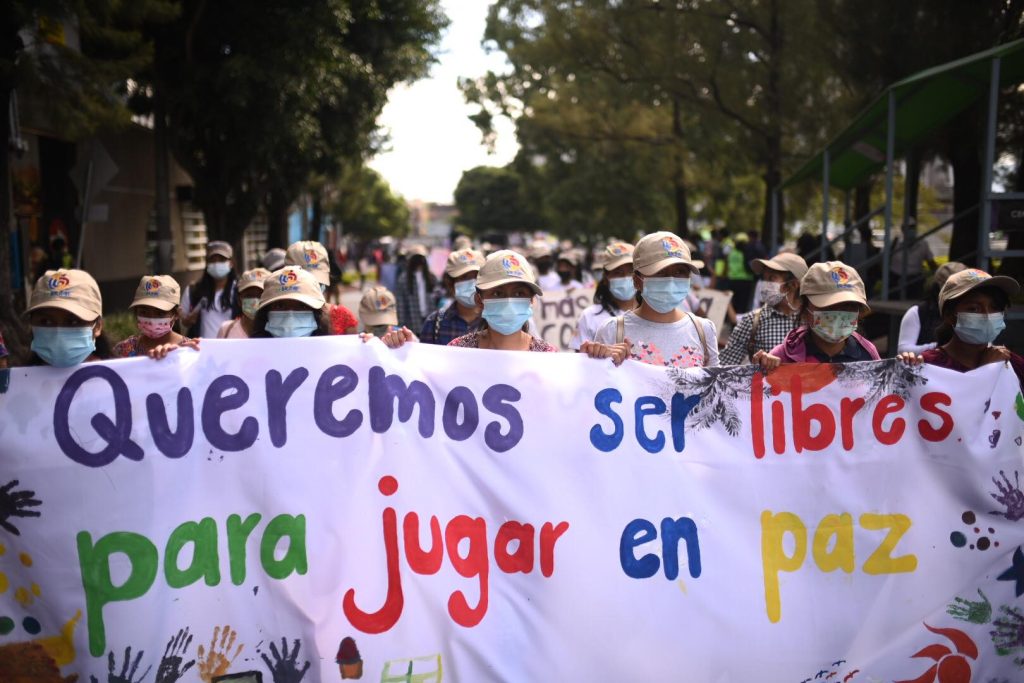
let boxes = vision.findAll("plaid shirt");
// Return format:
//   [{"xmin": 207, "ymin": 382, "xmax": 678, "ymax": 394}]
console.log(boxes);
[
  {"xmin": 719, "ymin": 305, "xmax": 800, "ymax": 365},
  {"xmin": 419, "ymin": 303, "xmax": 482, "ymax": 345}
]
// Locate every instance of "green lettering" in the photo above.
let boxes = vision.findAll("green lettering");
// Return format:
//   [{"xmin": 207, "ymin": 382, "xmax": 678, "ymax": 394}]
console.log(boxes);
[
  {"xmin": 227, "ymin": 513, "xmax": 262, "ymax": 585},
  {"xmin": 77, "ymin": 531, "xmax": 158, "ymax": 657},
  {"xmin": 164, "ymin": 518, "xmax": 221, "ymax": 588},
  {"xmin": 260, "ymin": 514, "xmax": 308, "ymax": 580}
]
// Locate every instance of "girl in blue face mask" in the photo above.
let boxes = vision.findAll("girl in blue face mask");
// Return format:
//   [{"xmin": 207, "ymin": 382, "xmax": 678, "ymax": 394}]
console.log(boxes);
[
  {"xmin": 570, "ymin": 242, "xmax": 637, "ymax": 352},
  {"xmin": 448, "ymin": 250, "xmax": 557, "ymax": 353},
  {"xmin": 419, "ymin": 249, "xmax": 486, "ymax": 345},
  {"xmin": 587, "ymin": 232, "xmax": 719, "ymax": 368},
  {"xmin": 923, "ymin": 268, "xmax": 1022, "ymax": 388},
  {"xmin": 252, "ymin": 266, "xmax": 327, "ymax": 339},
  {"xmin": 25, "ymin": 269, "xmax": 113, "ymax": 367}
]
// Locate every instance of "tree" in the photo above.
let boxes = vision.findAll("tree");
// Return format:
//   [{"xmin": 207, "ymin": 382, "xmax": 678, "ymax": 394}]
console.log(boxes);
[
  {"xmin": 146, "ymin": 0, "xmax": 446, "ymax": 252},
  {"xmin": 328, "ymin": 165, "xmax": 410, "ymax": 241},
  {"xmin": 1, "ymin": 0, "xmax": 174, "ymax": 355},
  {"xmin": 454, "ymin": 166, "xmax": 540, "ymax": 235}
]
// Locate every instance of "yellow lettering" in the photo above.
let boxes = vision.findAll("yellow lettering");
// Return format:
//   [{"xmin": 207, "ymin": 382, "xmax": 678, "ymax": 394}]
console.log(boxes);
[
  {"xmin": 859, "ymin": 513, "xmax": 917, "ymax": 574},
  {"xmin": 760, "ymin": 511, "xmax": 807, "ymax": 623}
]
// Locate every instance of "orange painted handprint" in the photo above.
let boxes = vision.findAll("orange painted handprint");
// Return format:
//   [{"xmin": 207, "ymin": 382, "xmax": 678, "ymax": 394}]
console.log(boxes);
[{"xmin": 196, "ymin": 625, "xmax": 243, "ymax": 683}]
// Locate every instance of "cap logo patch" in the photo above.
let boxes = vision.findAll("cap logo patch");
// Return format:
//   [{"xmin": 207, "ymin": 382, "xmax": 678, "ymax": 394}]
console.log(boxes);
[
  {"xmin": 47, "ymin": 272, "xmax": 72, "ymax": 298},
  {"xmin": 376, "ymin": 296, "xmax": 391, "ymax": 311},
  {"xmin": 829, "ymin": 266, "xmax": 853, "ymax": 289},
  {"xmin": 964, "ymin": 268, "xmax": 989, "ymax": 282},
  {"xmin": 609, "ymin": 243, "xmax": 629, "ymax": 256},
  {"xmin": 501, "ymin": 255, "xmax": 526, "ymax": 279},
  {"xmin": 144, "ymin": 278, "xmax": 161, "ymax": 295},
  {"xmin": 278, "ymin": 269, "xmax": 300, "ymax": 292},
  {"xmin": 303, "ymin": 249, "xmax": 319, "ymax": 265},
  {"xmin": 661, "ymin": 237, "xmax": 684, "ymax": 259},
  {"xmin": 456, "ymin": 251, "xmax": 473, "ymax": 264}
]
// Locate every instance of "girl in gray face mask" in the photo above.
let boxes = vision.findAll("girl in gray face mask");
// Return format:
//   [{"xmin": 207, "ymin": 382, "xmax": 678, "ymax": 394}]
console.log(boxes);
[{"xmin": 922, "ymin": 268, "xmax": 1022, "ymax": 388}]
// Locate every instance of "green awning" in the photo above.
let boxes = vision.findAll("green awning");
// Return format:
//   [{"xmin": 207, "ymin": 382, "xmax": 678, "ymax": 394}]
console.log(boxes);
[{"xmin": 781, "ymin": 39, "xmax": 1024, "ymax": 191}]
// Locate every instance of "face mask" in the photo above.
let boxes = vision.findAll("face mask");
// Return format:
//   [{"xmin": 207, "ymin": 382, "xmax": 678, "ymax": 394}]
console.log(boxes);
[
  {"xmin": 955, "ymin": 312, "xmax": 1006, "ymax": 345},
  {"xmin": 266, "ymin": 310, "xmax": 317, "ymax": 338},
  {"xmin": 608, "ymin": 276, "xmax": 636, "ymax": 302},
  {"xmin": 241, "ymin": 298, "xmax": 260, "ymax": 320},
  {"xmin": 207, "ymin": 262, "xmax": 231, "ymax": 279},
  {"xmin": 31, "ymin": 326, "xmax": 96, "ymax": 367},
  {"xmin": 810, "ymin": 310, "xmax": 859, "ymax": 344},
  {"xmin": 642, "ymin": 277, "xmax": 691, "ymax": 314},
  {"xmin": 482, "ymin": 298, "xmax": 533, "ymax": 335},
  {"xmin": 558, "ymin": 270, "xmax": 573, "ymax": 284},
  {"xmin": 137, "ymin": 316, "xmax": 174, "ymax": 339},
  {"xmin": 760, "ymin": 281, "xmax": 785, "ymax": 307},
  {"xmin": 454, "ymin": 280, "xmax": 478, "ymax": 308}
]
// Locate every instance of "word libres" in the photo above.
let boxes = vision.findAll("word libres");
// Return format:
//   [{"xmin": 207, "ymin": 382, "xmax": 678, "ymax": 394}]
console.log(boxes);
[{"xmin": 52, "ymin": 364, "xmax": 524, "ymax": 466}]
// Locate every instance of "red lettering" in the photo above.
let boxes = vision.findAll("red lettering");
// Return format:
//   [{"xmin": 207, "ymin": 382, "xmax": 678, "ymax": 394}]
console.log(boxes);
[
  {"xmin": 918, "ymin": 392, "xmax": 953, "ymax": 442},
  {"xmin": 404, "ymin": 513, "xmax": 443, "ymax": 574},
  {"xmin": 445, "ymin": 516, "xmax": 489, "ymax": 627},
  {"xmin": 539, "ymin": 521, "xmax": 570, "ymax": 578},
  {"xmin": 791, "ymin": 375, "xmax": 836, "ymax": 452},
  {"xmin": 839, "ymin": 397, "xmax": 866, "ymax": 450},
  {"xmin": 871, "ymin": 395, "xmax": 906, "ymax": 445},
  {"xmin": 494, "ymin": 522, "xmax": 535, "ymax": 573},
  {"xmin": 771, "ymin": 399, "xmax": 786, "ymax": 454},
  {"xmin": 752, "ymin": 372, "xmax": 766, "ymax": 458},
  {"xmin": 343, "ymin": 479, "xmax": 404, "ymax": 633}
]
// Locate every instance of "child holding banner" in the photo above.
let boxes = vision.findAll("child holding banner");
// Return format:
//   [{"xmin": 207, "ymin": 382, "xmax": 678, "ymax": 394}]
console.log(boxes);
[
  {"xmin": 217, "ymin": 268, "xmax": 271, "ymax": 338},
  {"xmin": 570, "ymin": 241, "xmax": 637, "ymax": 351},
  {"xmin": 719, "ymin": 252, "xmax": 806, "ymax": 365},
  {"xmin": 112, "ymin": 275, "xmax": 199, "ymax": 359},
  {"xmin": 285, "ymin": 240, "xmax": 358, "ymax": 335},
  {"xmin": 448, "ymin": 249, "xmax": 556, "ymax": 352},
  {"xmin": 25, "ymin": 268, "xmax": 114, "ymax": 366},
  {"xmin": 252, "ymin": 266, "xmax": 328, "ymax": 338},
  {"xmin": 419, "ymin": 248, "xmax": 485, "ymax": 345},
  {"xmin": 923, "ymin": 267, "xmax": 1023, "ymax": 387},
  {"xmin": 753, "ymin": 261, "xmax": 880, "ymax": 368},
  {"xmin": 588, "ymin": 232, "xmax": 718, "ymax": 368}
]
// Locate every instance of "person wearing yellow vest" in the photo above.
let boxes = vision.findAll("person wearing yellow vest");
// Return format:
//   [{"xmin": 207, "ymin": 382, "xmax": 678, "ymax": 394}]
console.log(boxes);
[{"xmin": 726, "ymin": 232, "xmax": 754, "ymax": 313}]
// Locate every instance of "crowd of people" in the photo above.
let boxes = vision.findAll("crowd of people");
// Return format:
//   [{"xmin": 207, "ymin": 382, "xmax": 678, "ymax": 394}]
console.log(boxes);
[{"xmin": 1, "ymin": 229, "xmax": 1020, "ymax": 391}]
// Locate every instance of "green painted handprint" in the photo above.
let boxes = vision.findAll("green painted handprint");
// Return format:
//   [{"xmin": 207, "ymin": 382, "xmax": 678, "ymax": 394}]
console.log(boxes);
[
  {"xmin": 1015, "ymin": 392, "xmax": 1024, "ymax": 421},
  {"xmin": 947, "ymin": 588, "xmax": 992, "ymax": 624}
]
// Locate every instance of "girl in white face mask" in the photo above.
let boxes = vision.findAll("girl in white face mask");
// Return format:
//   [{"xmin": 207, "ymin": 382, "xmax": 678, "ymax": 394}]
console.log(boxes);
[
  {"xmin": 180, "ymin": 241, "xmax": 239, "ymax": 338},
  {"xmin": 754, "ymin": 261, "xmax": 883, "ymax": 369},
  {"xmin": 570, "ymin": 242, "xmax": 637, "ymax": 352},
  {"xmin": 113, "ymin": 275, "xmax": 199, "ymax": 359},
  {"xmin": 253, "ymin": 267, "xmax": 327, "ymax": 339},
  {"xmin": 923, "ymin": 268, "xmax": 1022, "ymax": 387}
]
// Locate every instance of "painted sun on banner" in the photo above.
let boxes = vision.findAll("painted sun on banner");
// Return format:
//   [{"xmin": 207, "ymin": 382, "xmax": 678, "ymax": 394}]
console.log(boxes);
[{"xmin": 0, "ymin": 337, "xmax": 1023, "ymax": 681}]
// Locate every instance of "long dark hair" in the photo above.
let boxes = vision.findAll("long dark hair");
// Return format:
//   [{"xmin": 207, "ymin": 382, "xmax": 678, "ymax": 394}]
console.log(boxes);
[
  {"xmin": 934, "ymin": 285, "xmax": 1009, "ymax": 346},
  {"xmin": 593, "ymin": 277, "xmax": 619, "ymax": 316},
  {"xmin": 404, "ymin": 255, "xmax": 434, "ymax": 290},
  {"xmin": 251, "ymin": 306, "xmax": 327, "ymax": 338},
  {"xmin": 916, "ymin": 281, "xmax": 943, "ymax": 346},
  {"xmin": 188, "ymin": 270, "xmax": 239, "ymax": 316}
]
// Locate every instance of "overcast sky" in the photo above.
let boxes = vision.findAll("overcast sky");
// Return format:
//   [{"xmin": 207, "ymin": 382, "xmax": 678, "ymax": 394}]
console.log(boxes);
[{"xmin": 367, "ymin": 0, "xmax": 518, "ymax": 205}]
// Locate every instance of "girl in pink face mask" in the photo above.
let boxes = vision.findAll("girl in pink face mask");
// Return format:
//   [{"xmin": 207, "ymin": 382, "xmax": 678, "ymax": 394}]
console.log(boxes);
[{"xmin": 112, "ymin": 275, "xmax": 199, "ymax": 359}]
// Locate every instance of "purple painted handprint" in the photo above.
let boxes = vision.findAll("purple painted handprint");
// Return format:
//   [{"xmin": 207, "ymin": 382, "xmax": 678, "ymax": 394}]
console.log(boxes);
[{"xmin": 991, "ymin": 470, "xmax": 1024, "ymax": 521}]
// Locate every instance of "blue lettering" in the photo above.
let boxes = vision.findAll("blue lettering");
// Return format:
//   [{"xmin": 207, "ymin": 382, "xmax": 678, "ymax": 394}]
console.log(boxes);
[
  {"xmin": 635, "ymin": 397, "xmax": 666, "ymax": 453},
  {"xmin": 590, "ymin": 388, "xmax": 624, "ymax": 452}
]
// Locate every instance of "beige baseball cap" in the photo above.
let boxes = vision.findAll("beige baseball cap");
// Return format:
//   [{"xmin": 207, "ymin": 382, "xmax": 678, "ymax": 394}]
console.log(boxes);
[
  {"xmin": 557, "ymin": 250, "xmax": 581, "ymax": 267},
  {"xmin": 27, "ymin": 269, "xmax": 103, "ymax": 322},
  {"xmin": 751, "ymin": 252, "xmax": 809, "ymax": 280},
  {"xmin": 262, "ymin": 248, "xmax": 287, "ymax": 271},
  {"xmin": 477, "ymin": 250, "xmax": 542, "ymax": 296},
  {"xmin": 453, "ymin": 235, "xmax": 473, "ymax": 250},
  {"xmin": 633, "ymin": 231, "xmax": 704, "ymax": 276},
  {"xmin": 129, "ymin": 275, "xmax": 181, "ymax": 311},
  {"xmin": 238, "ymin": 267, "xmax": 272, "ymax": 293},
  {"xmin": 359, "ymin": 286, "xmax": 398, "ymax": 326},
  {"xmin": 800, "ymin": 261, "xmax": 869, "ymax": 311},
  {"xmin": 207, "ymin": 240, "xmax": 233, "ymax": 259},
  {"xmin": 258, "ymin": 266, "xmax": 325, "ymax": 311},
  {"xmin": 938, "ymin": 268, "xmax": 1020, "ymax": 312},
  {"xmin": 933, "ymin": 261, "xmax": 967, "ymax": 290},
  {"xmin": 445, "ymin": 249, "xmax": 485, "ymax": 278},
  {"xmin": 529, "ymin": 241, "xmax": 552, "ymax": 260},
  {"xmin": 404, "ymin": 244, "xmax": 429, "ymax": 258},
  {"xmin": 286, "ymin": 240, "xmax": 330, "ymax": 286},
  {"xmin": 602, "ymin": 241, "xmax": 635, "ymax": 271}
]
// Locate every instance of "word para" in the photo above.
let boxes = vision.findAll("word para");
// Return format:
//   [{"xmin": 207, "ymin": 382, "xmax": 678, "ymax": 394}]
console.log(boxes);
[
  {"xmin": 761, "ymin": 510, "xmax": 916, "ymax": 623},
  {"xmin": 53, "ymin": 364, "xmax": 524, "ymax": 467},
  {"xmin": 343, "ymin": 476, "xmax": 569, "ymax": 633},
  {"xmin": 77, "ymin": 511, "xmax": 306, "ymax": 655}
]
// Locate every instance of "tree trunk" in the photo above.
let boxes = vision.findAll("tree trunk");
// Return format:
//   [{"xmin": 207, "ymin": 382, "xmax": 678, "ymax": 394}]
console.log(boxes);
[
  {"xmin": 671, "ymin": 98, "xmax": 689, "ymax": 238},
  {"xmin": 761, "ymin": 0, "xmax": 784, "ymax": 238},
  {"xmin": 854, "ymin": 182, "xmax": 872, "ymax": 242},
  {"xmin": 153, "ymin": 87, "xmax": 173, "ymax": 274},
  {"xmin": 903, "ymin": 147, "xmax": 921, "ymax": 224},
  {"xmin": 265, "ymin": 189, "xmax": 290, "ymax": 249},
  {"xmin": 947, "ymin": 111, "xmax": 982, "ymax": 265},
  {"xmin": 0, "ymin": 81, "xmax": 28, "ymax": 359},
  {"xmin": 309, "ymin": 188, "xmax": 322, "ymax": 242}
]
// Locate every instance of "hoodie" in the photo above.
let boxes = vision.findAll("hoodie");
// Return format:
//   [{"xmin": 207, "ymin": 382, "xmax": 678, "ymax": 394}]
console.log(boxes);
[{"xmin": 770, "ymin": 326, "xmax": 880, "ymax": 364}]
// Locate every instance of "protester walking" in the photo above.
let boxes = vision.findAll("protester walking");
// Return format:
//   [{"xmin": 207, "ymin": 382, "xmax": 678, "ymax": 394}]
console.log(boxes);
[
  {"xmin": 570, "ymin": 242, "xmax": 636, "ymax": 350},
  {"xmin": 897, "ymin": 262, "xmax": 966, "ymax": 354},
  {"xmin": 25, "ymin": 269, "xmax": 112, "ymax": 366},
  {"xmin": 420, "ymin": 249, "xmax": 485, "ymax": 345},
  {"xmin": 252, "ymin": 267, "xmax": 327, "ymax": 338},
  {"xmin": 112, "ymin": 275, "xmax": 197, "ymax": 359},
  {"xmin": 217, "ymin": 268, "xmax": 271, "ymax": 338},
  {"xmin": 181, "ymin": 241, "xmax": 239, "ymax": 338}
]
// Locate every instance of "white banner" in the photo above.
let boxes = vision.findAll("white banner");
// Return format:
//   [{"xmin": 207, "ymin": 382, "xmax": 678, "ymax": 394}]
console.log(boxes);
[
  {"xmin": 1, "ymin": 340, "xmax": 1023, "ymax": 682},
  {"xmin": 533, "ymin": 287, "xmax": 595, "ymax": 351}
]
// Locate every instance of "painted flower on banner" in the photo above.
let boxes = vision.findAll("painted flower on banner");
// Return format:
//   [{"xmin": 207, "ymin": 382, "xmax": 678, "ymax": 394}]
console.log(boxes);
[{"xmin": 895, "ymin": 623, "xmax": 978, "ymax": 683}]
